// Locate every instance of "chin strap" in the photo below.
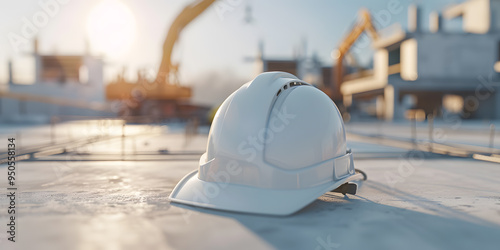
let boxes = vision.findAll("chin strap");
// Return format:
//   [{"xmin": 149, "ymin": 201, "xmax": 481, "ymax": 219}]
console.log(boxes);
[
  {"xmin": 354, "ymin": 168, "xmax": 367, "ymax": 180},
  {"xmin": 330, "ymin": 169, "xmax": 367, "ymax": 195}
]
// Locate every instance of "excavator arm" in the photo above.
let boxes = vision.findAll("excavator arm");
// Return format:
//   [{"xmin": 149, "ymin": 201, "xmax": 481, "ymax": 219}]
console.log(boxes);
[
  {"xmin": 155, "ymin": 0, "xmax": 216, "ymax": 86},
  {"xmin": 106, "ymin": 0, "xmax": 216, "ymax": 102},
  {"xmin": 331, "ymin": 9, "xmax": 379, "ymax": 101}
]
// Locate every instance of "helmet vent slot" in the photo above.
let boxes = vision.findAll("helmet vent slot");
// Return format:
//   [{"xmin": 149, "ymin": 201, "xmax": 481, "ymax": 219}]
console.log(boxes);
[{"xmin": 277, "ymin": 82, "xmax": 309, "ymax": 97}]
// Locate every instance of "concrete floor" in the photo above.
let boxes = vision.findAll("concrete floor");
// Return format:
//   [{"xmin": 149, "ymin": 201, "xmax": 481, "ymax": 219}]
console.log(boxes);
[{"xmin": 1, "ymin": 121, "xmax": 500, "ymax": 250}]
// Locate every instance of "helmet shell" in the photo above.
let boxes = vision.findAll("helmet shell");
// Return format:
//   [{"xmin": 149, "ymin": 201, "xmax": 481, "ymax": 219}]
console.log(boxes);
[{"xmin": 169, "ymin": 72, "xmax": 356, "ymax": 215}]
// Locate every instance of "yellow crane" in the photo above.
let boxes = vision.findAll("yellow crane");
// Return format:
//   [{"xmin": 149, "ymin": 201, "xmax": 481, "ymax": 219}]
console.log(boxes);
[
  {"xmin": 106, "ymin": 0, "xmax": 216, "ymax": 112},
  {"xmin": 329, "ymin": 9, "xmax": 379, "ymax": 101},
  {"xmin": 155, "ymin": 0, "xmax": 216, "ymax": 88}
]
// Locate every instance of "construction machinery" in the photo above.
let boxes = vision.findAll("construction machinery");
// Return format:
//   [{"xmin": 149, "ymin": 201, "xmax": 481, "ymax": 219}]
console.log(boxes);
[
  {"xmin": 328, "ymin": 9, "xmax": 379, "ymax": 102},
  {"xmin": 106, "ymin": 0, "xmax": 216, "ymax": 117}
]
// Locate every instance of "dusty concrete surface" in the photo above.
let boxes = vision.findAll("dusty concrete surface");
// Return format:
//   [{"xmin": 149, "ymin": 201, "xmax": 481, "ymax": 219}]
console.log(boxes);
[{"xmin": 0, "ymin": 122, "xmax": 500, "ymax": 250}]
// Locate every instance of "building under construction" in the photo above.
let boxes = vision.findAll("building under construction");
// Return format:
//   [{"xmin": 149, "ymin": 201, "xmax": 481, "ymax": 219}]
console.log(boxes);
[
  {"xmin": 1, "ymin": 40, "xmax": 111, "ymax": 123},
  {"xmin": 339, "ymin": 0, "xmax": 500, "ymax": 120},
  {"xmin": 253, "ymin": 41, "xmax": 323, "ymax": 87}
]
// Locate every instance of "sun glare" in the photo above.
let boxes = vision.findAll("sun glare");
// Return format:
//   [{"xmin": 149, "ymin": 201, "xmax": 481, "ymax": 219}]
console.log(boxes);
[{"xmin": 87, "ymin": 0, "xmax": 136, "ymax": 58}]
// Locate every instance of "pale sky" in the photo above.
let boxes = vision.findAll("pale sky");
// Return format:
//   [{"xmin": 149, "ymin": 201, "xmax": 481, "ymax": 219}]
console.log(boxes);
[{"xmin": 0, "ymin": 0, "xmax": 462, "ymax": 105}]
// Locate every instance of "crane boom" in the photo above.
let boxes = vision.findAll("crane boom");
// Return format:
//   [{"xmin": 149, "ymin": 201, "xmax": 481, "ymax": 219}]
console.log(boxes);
[
  {"xmin": 155, "ymin": 0, "xmax": 216, "ymax": 86},
  {"xmin": 106, "ymin": 0, "xmax": 216, "ymax": 103},
  {"xmin": 331, "ymin": 9, "xmax": 379, "ymax": 101}
]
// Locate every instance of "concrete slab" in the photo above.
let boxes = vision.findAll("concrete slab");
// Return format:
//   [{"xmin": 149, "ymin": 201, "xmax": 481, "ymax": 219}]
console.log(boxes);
[{"xmin": 0, "ymin": 122, "xmax": 499, "ymax": 250}]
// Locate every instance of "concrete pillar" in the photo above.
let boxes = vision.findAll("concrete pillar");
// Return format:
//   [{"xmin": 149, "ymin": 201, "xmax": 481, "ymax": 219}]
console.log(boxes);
[
  {"xmin": 495, "ymin": 87, "xmax": 500, "ymax": 119},
  {"xmin": 8, "ymin": 60, "xmax": 13, "ymax": 84},
  {"xmin": 408, "ymin": 5, "xmax": 421, "ymax": 33},
  {"xmin": 374, "ymin": 49, "xmax": 389, "ymax": 81},
  {"xmin": 429, "ymin": 11, "xmax": 441, "ymax": 33},
  {"xmin": 343, "ymin": 95, "xmax": 352, "ymax": 108},
  {"xmin": 384, "ymin": 85, "xmax": 400, "ymax": 121},
  {"xmin": 34, "ymin": 38, "xmax": 41, "ymax": 83}
]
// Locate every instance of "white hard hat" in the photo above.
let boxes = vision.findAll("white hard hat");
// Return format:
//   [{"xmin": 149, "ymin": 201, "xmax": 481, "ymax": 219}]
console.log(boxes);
[{"xmin": 169, "ymin": 72, "xmax": 363, "ymax": 215}]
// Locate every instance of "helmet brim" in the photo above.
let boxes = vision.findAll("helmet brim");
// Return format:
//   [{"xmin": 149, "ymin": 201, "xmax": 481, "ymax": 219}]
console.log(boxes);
[{"xmin": 169, "ymin": 169, "xmax": 363, "ymax": 216}]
